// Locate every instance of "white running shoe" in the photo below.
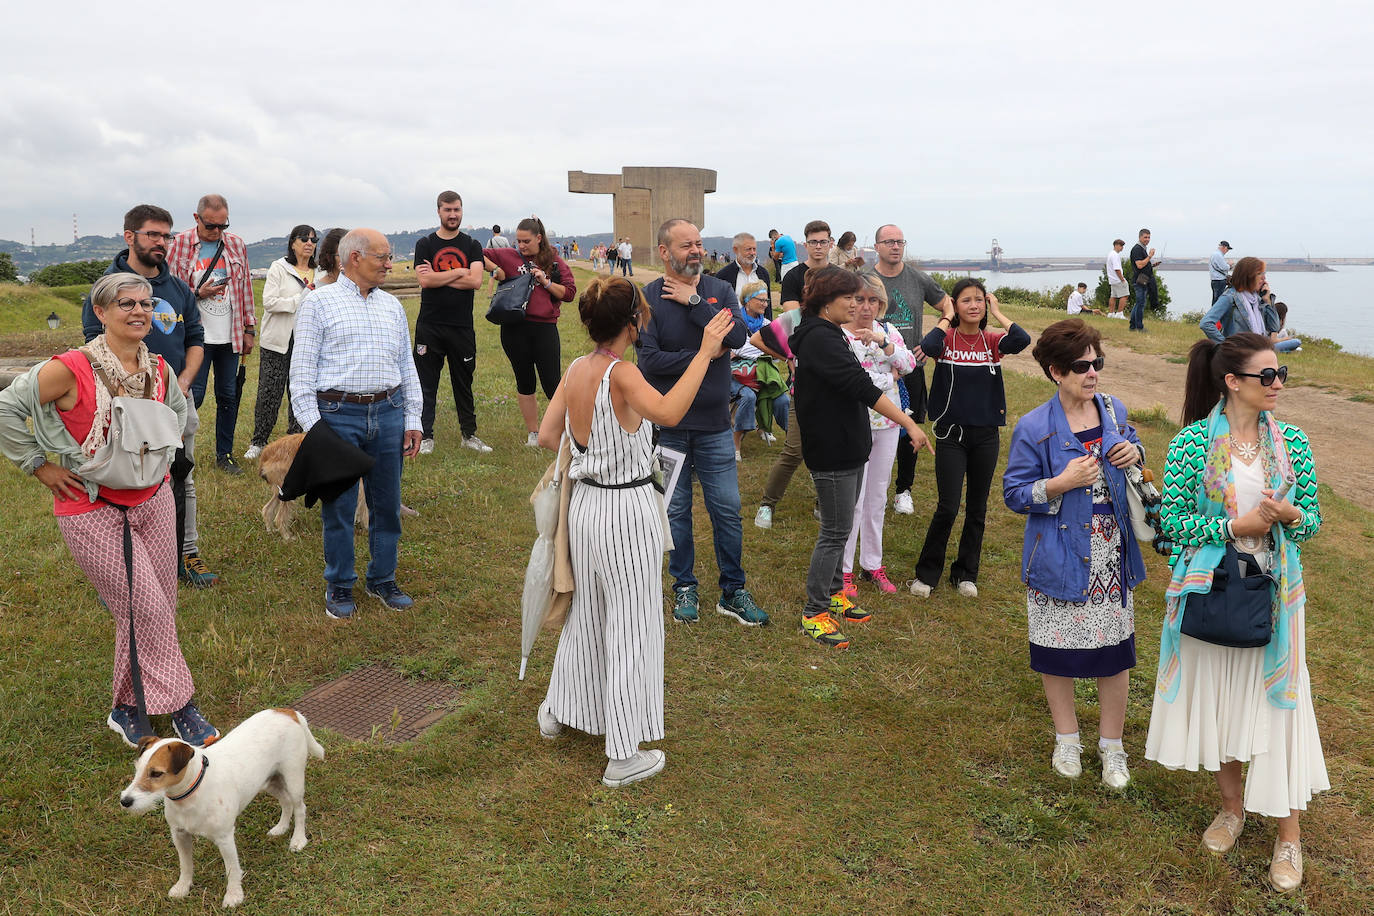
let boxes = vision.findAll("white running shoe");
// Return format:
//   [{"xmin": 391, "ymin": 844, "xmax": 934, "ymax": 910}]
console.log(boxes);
[
  {"xmin": 242, "ymin": 444, "xmax": 262, "ymax": 461},
  {"xmin": 1052, "ymin": 741, "xmax": 1083, "ymax": 779},
  {"xmin": 909, "ymin": 579, "xmax": 932, "ymax": 598},
  {"xmin": 754, "ymin": 506, "xmax": 773, "ymax": 529},
  {"xmin": 418, "ymin": 438, "xmax": 435, "ymax": 455},
  {"xmin": 1099, "ymin": 745, "xmax": 1130, "ymax": 789},
  {"xmin": 526, "ymin": 431, "xmax": 540, "ymax": 448},
  {"xmin": 734, "ymin": 449, "xmax": 742, "ymax": 462},
  {"xmin": 462, "ymin": 435, "xmax": 493, "ymax": 454},
  {"xmin": 956, "ymin": 581, "xmax": 979, "ymax": 598},
  {"xmin": 602, "ymin": 749, "xmax": 666, "ymax": 788},
  {"xmin": 893, "ymin": 491, "xmax": 914, "ymax": 514},
  {"xmin": 538, "ymin": 702, "xmax": 563, "ymax": 740},
  {"xmin": 759, "ymin": 429, "xmax": 777, "ymax": 444}
]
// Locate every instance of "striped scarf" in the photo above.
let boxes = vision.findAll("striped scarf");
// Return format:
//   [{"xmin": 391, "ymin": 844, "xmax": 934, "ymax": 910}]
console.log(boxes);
[{"xmin": 1156, "ymin": 400, "xmax": 1303, "ymax": 709}]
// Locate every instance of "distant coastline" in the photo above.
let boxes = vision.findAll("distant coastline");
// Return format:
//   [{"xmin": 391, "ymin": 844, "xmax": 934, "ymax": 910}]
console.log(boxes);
[{"xmin": 913, "ymin": 258, "xmax": 1339, "ymax": 274}]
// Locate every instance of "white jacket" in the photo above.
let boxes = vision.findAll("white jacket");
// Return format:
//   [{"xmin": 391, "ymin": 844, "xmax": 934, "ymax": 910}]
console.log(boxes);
[{"xmin": 260, "ymin": 258, "xmax": 313, "ymax": 354}]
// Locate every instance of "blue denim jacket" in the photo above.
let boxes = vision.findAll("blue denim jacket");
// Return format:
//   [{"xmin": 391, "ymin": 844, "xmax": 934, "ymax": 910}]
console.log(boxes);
[{"xmin": 1002, "ymin": 393, "xmax": 1147, "ymax": 601}]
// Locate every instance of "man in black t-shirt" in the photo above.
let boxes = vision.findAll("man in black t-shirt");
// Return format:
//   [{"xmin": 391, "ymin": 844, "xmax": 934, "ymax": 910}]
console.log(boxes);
[
  {"xmin": 779, "ymin": 219, "xmax": 835, "ymax": 310},
  {"xmin": 413, "ymin": 190, "xmax": 490, "ymax": 453},
  {"xmin": 1128, "ymin": 227, "xmax": 1159, "ymax": 332}
]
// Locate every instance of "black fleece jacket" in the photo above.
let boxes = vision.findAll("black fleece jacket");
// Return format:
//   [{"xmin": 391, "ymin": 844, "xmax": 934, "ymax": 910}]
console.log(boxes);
[{"xmin": 791, "ymin": 313, "xmax": 883, "ymax": 472}]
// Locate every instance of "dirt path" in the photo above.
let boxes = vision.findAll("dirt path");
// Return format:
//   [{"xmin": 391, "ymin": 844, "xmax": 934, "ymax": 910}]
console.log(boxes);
[{"xmin": 1002, "ymin": 332, "xmax": 1374, "ymax": 511}]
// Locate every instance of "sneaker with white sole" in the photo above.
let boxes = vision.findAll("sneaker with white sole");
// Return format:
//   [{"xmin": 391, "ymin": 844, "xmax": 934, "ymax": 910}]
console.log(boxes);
[
  {"xmin": 462, "ymin": 435, "xmax": 493, "ymax": 453},
  {"xmin": 526, "ymin": 431, "xmax": 540, "ymax": 448},
  {"xmin": 602, "ymin": 749, "xmax": 666, "ymax": 787},
  {"xmin": 893, "ymin": 491, "xmax": 914, "ymax": 514},
  {"xmin": 243, "ymin": 444, "xmax": 263, "ymax": 461},
  {"xmin": 754, "ymin": 506, "xmax": 772, "ymax": 529},
  {"xmin": 418, "ymin": 438, "xmax": 435, "ymax": 455},
  {"xmin": 759, "ymin": 430, "xmax": 776, "ymax": 444},
  {"xmin": 909, "ymin": 579, "xmax": 933, "ymax": 598},
  {"xmin": 734, "ymin": 448, "xmax": 741, "ymax": 462},
  {"xmin": 537, "ymin": 702, "xmax": 563, "ymax": 739},
  {"xmin": 1099, "ymin": 745, "xmax": 1130, "ymax": 789},
  {"xmin": 956, "ymin": 580, "xmax": 979, "ymax": 598},
  {"xmin": 1052, "ymin": 741, "xmax": 1083, "ymax": 779}
]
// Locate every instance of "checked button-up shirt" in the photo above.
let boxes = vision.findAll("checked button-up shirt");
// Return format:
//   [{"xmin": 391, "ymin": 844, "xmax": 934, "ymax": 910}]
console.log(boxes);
[{"xmin": 289, "ymin": 274, "xmax": 423, "ymax": 432}]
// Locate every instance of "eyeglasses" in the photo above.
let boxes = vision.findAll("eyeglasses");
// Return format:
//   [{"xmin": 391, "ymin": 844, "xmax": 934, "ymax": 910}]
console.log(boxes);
[
  {"xmin": 876, "ymin": 239, "xmax": 907, "ymax": 247},
  {"xmin": 113, "ymin": 298, "xmax": 156, "ymax": 312},
  {"xmin": 1068, "ymin": 356, "xmax": 1106, "ymax": 374},
  {"xmin": 363, "ymin": 251, "xmax": 394, "ymax": 262},
  {"xmin": 296, "ymin": 236, "xmax": 318, "ymax": 244},
  {"xmin": 804, "ymin": 238, "xmax": 833, "ymax": 247},
  {"xmin": 1234, "ymin": 366, "xmax": 1288, "ymax": 386},
  {"xmin": 199, "ymin": 221, "xmax": 230, "ymax": 231},
  {"xmin": 132, "ymin": 230, "xmax": 174, "ymax": 243}
]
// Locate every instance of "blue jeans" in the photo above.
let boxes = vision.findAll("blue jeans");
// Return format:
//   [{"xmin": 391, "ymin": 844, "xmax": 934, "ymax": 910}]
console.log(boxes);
[
  {"xmin": 659, "ymin": 427, "xmax": 745, "ymax": 595},
  {"xmin": 315, "ymin": 393, "xmax": 405, "ymax": 589},
  {"xmin": 730, "ymin": 380, "xmax": 790, "ymax": 433},
  {"xmin": 190, "ymin": 342, "xmax": 241, "ymax": 458}
]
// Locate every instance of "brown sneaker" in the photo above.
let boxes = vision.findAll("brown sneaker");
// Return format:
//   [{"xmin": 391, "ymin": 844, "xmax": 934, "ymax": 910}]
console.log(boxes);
[
  {"xmin": 1201, "ymin": 809, "xmax": 1244, "ymax": 854},
  {"xmin": 1269, "ymin": 840, "xmax": 1303, "ymax": 893}
]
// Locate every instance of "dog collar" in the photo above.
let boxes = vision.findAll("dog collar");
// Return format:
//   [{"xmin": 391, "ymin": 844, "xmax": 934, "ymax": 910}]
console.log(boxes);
[{"xmin": 167, "ymin": 757, "xmax": 209, "ymax": 802}]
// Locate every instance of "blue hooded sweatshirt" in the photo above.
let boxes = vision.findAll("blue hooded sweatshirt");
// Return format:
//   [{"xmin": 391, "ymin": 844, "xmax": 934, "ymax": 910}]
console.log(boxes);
[{"xmin": 81, "ymin": 250, "xmax": 204, "ymax": 376}]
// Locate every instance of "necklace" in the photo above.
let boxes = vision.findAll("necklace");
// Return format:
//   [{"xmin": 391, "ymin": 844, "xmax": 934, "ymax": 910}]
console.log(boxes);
[
  {"xmin": 1231, "ymin": 435, "xmax": 1260, "ymax": 462},
  {"xmin": 594, "ymin": 347, "xmax": 620, "ymax": 360}
]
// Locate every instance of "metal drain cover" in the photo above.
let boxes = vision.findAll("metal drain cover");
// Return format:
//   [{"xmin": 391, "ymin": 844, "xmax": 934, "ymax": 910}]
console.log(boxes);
[{"xmin": 293, "ymin": 664, "xmax": 461, "ymax": 743}]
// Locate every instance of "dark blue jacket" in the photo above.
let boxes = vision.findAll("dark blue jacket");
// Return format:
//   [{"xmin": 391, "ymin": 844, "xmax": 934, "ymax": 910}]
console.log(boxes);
[
  {"xmin": 637, "ymin": 273, "xmax": 746, "ymax": 431},
  {"xmin": 82, "ymin": 250, "xmax": 204, "ymax": 376},
  {"xmin": 1003, "ymin": 393, "xmax": 1147, "ymax": 601}
]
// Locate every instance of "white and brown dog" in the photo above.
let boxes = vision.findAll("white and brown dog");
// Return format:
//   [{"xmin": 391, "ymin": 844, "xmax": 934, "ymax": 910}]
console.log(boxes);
[{"xmin": 119, "ymin": 708, "xmax": 325, "ymax": 908}]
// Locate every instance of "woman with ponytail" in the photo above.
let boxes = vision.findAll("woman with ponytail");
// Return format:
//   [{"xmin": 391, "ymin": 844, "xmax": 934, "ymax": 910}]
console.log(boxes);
[{"xmin": 1146, "ymin": 332, "xmax": 1325, "ymax": 893}]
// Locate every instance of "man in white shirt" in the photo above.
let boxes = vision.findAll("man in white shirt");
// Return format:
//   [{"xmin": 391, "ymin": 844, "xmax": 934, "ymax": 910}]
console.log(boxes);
[
  {"xmin": 1209, "ymin": 240, "xmax": 1232, "ymax": 303},
  {"xmin": 1106, "ymin": 239, "xmax": 1128, "ymax": 318},
  {"xmin": 1066, "ymin": 282, "xmax": 1103, "ymax": 316},
  {"xmin": 617, "ymin": 238, "xmax": 633, "ymax": 276}
]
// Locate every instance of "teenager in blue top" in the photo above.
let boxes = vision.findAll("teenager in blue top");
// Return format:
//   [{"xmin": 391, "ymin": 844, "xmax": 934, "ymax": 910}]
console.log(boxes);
[{"xmin": 911, "ymin": 279, "xmax": 1029, "ymax": 598}]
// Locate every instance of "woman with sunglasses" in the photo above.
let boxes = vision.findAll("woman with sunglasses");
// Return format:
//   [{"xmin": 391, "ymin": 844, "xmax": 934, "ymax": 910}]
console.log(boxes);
[
  {"xmin": 0, "ymin": 273, "xmax": 219, "ymax": 749},
  {"xmin": 245, "ymin": 225, "xmax": 316, "ymax": 460},
  {"xmin": 1146, "ymin": 333, "xmax": 1324, "ymax": 893},
  {"xmin": 1003, "ymin": 318, "xmax": 1146, "ymax": 789}
]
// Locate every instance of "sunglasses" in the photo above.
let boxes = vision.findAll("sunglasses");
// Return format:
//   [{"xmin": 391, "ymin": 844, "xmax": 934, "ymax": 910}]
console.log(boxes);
[
  {"xmin": 1068, "ymin": 356, "xmax": 1105, "ymax": 374},
  {"xmin": 296, "ymin": 236, "xmax": 318, "ymax": 244},
  {"xmin": 1234, "ymin": 366, "xmax": 1288, "ymax": 386},
  {"xmin": 199, "ymin": 221, "xmax": 230, "ymax": 231}
]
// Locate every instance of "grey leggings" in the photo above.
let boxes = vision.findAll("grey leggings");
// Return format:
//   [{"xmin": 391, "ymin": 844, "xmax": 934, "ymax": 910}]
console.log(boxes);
[{"xmin": 804, "ymin": 467, "xmax": 863, "ymax": 616}]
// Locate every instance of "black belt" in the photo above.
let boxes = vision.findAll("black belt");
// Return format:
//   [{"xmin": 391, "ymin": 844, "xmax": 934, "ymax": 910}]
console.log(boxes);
[
  {"xmin": 316, "ymin": 386, "xmax": 399, "ymax": 404},
  {"xmin": 578, "ymin": 475, "xmax": 655, "ymax": 491}
]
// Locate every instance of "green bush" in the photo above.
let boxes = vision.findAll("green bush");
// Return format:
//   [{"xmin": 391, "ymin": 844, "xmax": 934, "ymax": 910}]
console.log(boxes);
[
  {"xmin": 0, "ymin": 253, "xmax": 17, "ymax": 284},
  {"xmin": 28, "ymin": 260, "xmax": 107, "ymax": 287}
]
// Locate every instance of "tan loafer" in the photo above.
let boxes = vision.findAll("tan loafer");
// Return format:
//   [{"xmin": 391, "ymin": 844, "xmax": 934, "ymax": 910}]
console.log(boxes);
[
  {"xmin": 1201, "ymin": 809, "xmax": 1244, "ymax": 854},
  {"xmin": 1269, "ymin": 840, "xmax": 1303, "ymax": 893}
]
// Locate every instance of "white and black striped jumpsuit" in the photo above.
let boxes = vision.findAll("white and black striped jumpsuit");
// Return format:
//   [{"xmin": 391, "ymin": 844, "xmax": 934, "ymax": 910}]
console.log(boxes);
[{"xmin": 544, "ymin": 358, "xmax": 665, "ymax": 761}]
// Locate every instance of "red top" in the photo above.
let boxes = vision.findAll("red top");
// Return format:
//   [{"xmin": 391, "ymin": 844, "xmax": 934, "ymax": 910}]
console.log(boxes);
[
  {"xmin": 52, "ymin": 350, "xmax": 169, "ymax": 517},
  {"xmin": 484, "ymin": 248, "xmax": 576, "ymax": 323}
]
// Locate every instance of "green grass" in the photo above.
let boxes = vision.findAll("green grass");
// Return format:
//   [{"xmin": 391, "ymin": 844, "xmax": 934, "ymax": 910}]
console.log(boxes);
[{"xmin": 1, "ymin": 268, "xmax": 1371, "ymax": 913}]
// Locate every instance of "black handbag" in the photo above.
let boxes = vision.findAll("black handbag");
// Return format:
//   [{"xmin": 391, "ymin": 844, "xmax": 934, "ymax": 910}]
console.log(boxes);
[
  {"xmin": 485, "ymin": 270, "xmax": 537, "ymax": 326},
  {"xmin": 1180, "ymin": 544, "xmax": 1275, "ymax": 648}
]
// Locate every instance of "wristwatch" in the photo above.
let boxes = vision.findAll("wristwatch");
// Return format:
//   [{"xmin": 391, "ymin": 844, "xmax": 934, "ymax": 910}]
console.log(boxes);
[
  {"xmin": 22, "ymin": 454, "xmax": 46, "ymax": 475},
  {"xmin": 687, "ymin": 293, "xmax": 702, "ymax": 307}
]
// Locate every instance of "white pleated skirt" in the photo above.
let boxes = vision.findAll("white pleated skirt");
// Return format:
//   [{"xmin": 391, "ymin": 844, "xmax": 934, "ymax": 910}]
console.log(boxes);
[{"xmin": 1145, "ymin": 627, "xmax": 1329, "ymax": 818}]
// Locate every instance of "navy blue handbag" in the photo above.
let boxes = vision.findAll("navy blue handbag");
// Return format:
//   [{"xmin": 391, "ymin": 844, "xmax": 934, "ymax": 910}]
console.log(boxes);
[{"xmin": 1181, "ymin": 545, "xmax": 1275, "ymax": 648}]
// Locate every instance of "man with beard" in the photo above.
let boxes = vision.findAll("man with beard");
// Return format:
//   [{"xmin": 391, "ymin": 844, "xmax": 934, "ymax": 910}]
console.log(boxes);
[
  {"xmin": 81, "ymin": 204, "xmax": 218, "ymax": 587},
  {"xmin": 638, "ymin": 219, "xmax": 768, "ymax": 628},
  {"xmin": 413, "ymin": 190, "xmax": 490, "ymax": 454},
  {"xmin": 713, "ymin": 232, "xmax": 772, "ymax": 317}
]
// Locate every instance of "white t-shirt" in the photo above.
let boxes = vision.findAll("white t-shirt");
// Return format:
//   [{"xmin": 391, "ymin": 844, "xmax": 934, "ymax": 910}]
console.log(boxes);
[
  {"xmin": 617, "ymin": 241, "xmax": 632, "ymax": 259},
  {"xmin": 1106, "ymin": 249, "xmax": 1124, "ymax": 280},
  {"xmin": 1067, "ymin": 291, "xmax": 1087, "ymax": 314}
]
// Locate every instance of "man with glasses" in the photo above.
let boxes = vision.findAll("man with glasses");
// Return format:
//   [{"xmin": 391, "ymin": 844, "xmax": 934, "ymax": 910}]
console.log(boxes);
[
  {"xmin": 866, "ymin": 224, "xmax": 950, "ymax": 515},
  {"xmin": 413, "ymin": 190, "xmax": 490, "ymax": 455},
  {"xmin": 290, "ymin": 229, "xmax": 423, "ymax": 620},
  {"xmin": 81, "ymin": 204, "xmax": 218, "ymax": 588},
  {"xmin": 166, "ymin": 194, "xmax": 256, "ymax": 476}
]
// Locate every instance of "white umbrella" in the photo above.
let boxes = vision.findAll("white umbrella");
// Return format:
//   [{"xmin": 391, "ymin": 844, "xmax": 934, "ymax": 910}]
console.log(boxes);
[{"xmin": 519, "ymin": 458, "xmax": 564, "ymax": 680}]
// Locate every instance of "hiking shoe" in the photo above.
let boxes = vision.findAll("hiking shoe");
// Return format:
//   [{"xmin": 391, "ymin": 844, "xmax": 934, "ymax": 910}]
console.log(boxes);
[
  {"xmin": 800, "ymin": 612, "xmax": 850, "ymax": 649},
  {"xmin": 462, "ymin": 435, "xmax": 493, "ymax": 454},
  {"xmin": 754, "ymin": 506, "xmax": 773, "ymax": 529},
  {"xmin": 672, "ymin": 585, "xmax": 699, "ymax": 623},
  {"xmin": 180, "ymin": 554, "xmax": 220, "ymax": 589},
  {"xmin": 537, "ymin": 701, "xmax": 563, "ymax": 740},
  {"xmin": 893, "ymin": 490, "xmax": 914, "ymax": 514},
  {"xmin": 243, "ymin": 444, "xmax": 263, "ymax": 461},
  {"xmin": 909, "ymin": 578, "xmax": 933, "ymax": 598},
  {"xmin": 526, "ymin": 431, "xmax": 540, "ymax": 448},
  {"xmin": 602, "ymin": 749, "xmax": 666, "ymax": 788},
  {"xmin": 840, "ymin": 572, "xmax": 858, "ymax": 600},
  {"xmin": 1052, "ymin": 740, "xmax": 1083, "ymax": 779},
  {"xmin": 860, "ymin": 566, "xmax": 897, "ymax": 594},
  {"xmin": 171, "ymin": 701, "xmax": 219, "ymax": 747},
  {"xmin": 1099, "ymin": 745, "xmax": 1130, "ymax": 789},
  {"xmin": 107, "ymin": 704, "xmax": 154, "ymax": 749},
  {"xmin": 831, "ymin": 591, "xmax": 871, "ymax": 623},
  {"xmin": 325, "ymin": 586, "xmax": 355, "ymax": 620},
  {"xmin": 216, "ymin": 455, "xmax": 243, "ymax": 475},
  {"xmin": 1202, "ymin": 810, "xmax": 1245, "ymax": 854},
  {"xmin": 956, "ymin": 580, "xmax": 979, "ymax": 598},
  {"xmin": 419, "ymin": 438, "xmax": 435, "ymax": 455},
  {"xmin": 717, "ymin": 587, "xmax": 769, "ymax": 627},
  {"xmin": 366, "ymin": 580, "xmax": 414, "ymax": 610}
]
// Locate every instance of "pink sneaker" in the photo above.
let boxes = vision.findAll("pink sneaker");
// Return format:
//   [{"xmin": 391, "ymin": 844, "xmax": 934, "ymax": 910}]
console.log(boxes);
[
  {"xmin": 864, "ymin": 566, "xmax": 898, "ymax": 593},
  {"xmin": 841, "ymin": 572, "xmax": 858, "ymax": 600}
]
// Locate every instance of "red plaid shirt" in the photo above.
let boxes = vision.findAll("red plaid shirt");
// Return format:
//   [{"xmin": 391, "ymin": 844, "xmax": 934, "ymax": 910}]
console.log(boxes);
[{"xmin": 166, "ymin": 228, "xmax": 256, "ymax": 352}]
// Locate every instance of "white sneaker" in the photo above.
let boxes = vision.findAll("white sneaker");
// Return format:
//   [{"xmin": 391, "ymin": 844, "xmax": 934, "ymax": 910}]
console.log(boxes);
[
  {"xmin": 1052, "ymin": 741, "xmax": 1083, "ymax": 779},
  {"xmin": 1099, "ymin": 745, "xmax": 1130, "ymax": 789},
  {"xmin": 909, "ymin": 579, "xmax": 932, "ymax": 598},
  {"xmin": 526, "ymin": 431, "xmax": 540, "ymax": 448},
  {"xmin": 537, "ymin": 701, "xmax": 563, "ymax": 740},
  {"xmin": 754, "ymin": 506, "xmax": 773, "ymax": 529},
  {"xmin": 956, "ymin": 580, "xmax": 979, "ymax": 598},
  {"xmin": 242, "ymin": 444, "xmax": 262, "ymax": 461},
  {"xmin": 462, "ymin": 435, "xmax": 493, "ymax": 454},
  {"xmin": 418, "ymin": 438, "xmax": 435, "ymax": 455},
  {"xmin": 734, "ymin": 449, "xmax": 742, "ymax": 462},
  {"xmin": 893, "ymin": 491, "xmax": 914, "ymax": 514},
  {"xmin": 759, "ymin": 430, "xmax": 776, "ymax": 444},
  {"xmin": 602, "ymin": 749, "xmax": 666, "ymax": 788}
]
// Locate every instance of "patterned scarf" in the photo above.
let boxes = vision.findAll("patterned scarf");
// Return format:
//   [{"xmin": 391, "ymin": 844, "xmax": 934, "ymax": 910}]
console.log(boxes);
[
  {"xmin": 1156, "ymin": 400, "xmax": 1303, "ymax": 709},
  {"xmin": 78, "ymin": 335, "xmax": 157, "ymax": 457}
]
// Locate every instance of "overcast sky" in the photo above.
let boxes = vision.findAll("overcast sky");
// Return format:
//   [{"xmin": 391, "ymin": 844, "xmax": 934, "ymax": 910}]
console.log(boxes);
[{"xmin": 4, "ymin": 1, "xmax": 1372, "ymax": 258}]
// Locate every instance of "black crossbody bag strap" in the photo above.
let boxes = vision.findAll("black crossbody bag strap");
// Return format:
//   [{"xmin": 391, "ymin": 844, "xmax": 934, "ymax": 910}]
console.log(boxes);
[
  {"xmin": 194, "ymin": 240, "xmax": 226, "ymax": 296},
  {"xmin": 99, "ymin": 494, "xmax": 154, "ymax": 736}
]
